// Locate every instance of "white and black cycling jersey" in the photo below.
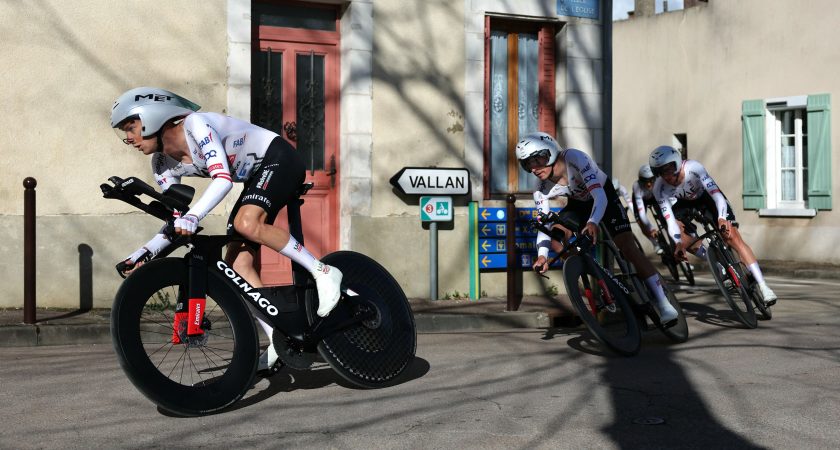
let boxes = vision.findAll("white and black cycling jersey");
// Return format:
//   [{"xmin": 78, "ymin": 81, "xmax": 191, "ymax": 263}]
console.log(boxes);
[
  {"xmin": 151, "ymin": 112, "xmax": 279, "ymax": 220},
  {"xmin": 652, "ymin": 159, "xmax": 729, "ymax": 242},
  {"xmin": 532, "ymin": 148, "xmax": 609, "ymax": 258}
]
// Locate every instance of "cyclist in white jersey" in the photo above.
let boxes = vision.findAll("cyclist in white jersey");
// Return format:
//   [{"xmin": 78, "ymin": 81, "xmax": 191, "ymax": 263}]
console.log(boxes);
[
  {"xmin": 631, "ymin": 164, "xmax": 665, "ymax": 255},
  {"xmin": 649, "ymin": 145, "xmax": 777, "ymax": 306},
  {"xmin": 516, "ymin": 132, "xmax": 679, "ymax": 325},
  {"xmin": 110, "ymin": 87, "xmax": 344, "ymax": 370}
]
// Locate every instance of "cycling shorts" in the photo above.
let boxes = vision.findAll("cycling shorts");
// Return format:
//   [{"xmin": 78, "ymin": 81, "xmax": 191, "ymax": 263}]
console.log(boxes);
[
  {"xmin": 672, "ymin": 191, "xmax": 737, "ymax": 236},
  {"xmin": 227, "ymin": 137, "xmax": 306, "ymax": 246},
  {"xmin": 556, "ymin": 181, "xmax": 632, "ymax": 237}
]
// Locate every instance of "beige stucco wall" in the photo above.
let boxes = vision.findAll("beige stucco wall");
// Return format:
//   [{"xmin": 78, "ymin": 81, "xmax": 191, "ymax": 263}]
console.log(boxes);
[
  {"xmin": 612, "ymin": 0, "xmax": 840, "ymax": 263},
  {"xmin": 0, "ymin": 0, "xmax": 228, "ymax": 308}
]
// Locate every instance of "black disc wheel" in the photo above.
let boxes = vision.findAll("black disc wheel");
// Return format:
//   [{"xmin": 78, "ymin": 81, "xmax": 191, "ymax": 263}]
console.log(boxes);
[
  {"xmin": 707, "ymin": 245, "xmax": 757, "ymax": 328},
  {"xmin": 658, "ymin": 234, "xmax": 681, "ymax": 283},
  {"xmin": 307, "ymin": 251, "xmax": 416, "ymax": 388},
  {"xmin": 111, "ymin": 258, "xmax": 258, "ymax": 416},
  {"xmin": 563, "ymin": 254, "xmax": 641, "ymax": 356}
]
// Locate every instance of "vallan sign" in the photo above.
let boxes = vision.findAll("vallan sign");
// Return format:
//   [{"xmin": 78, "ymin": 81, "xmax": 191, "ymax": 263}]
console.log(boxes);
[{"xmin": 390, "ymin": 167, "xmax": 470, "ymax": 196}]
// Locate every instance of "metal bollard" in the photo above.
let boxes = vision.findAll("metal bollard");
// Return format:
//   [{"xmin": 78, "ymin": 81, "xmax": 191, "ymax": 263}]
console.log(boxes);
[
  {"xmin": 23, "ymin": 177, "xmax": 37, "ymax": 324},
  {"xmin": 505, "ymin": 194, "xmax": 521, "ymax": 311}
]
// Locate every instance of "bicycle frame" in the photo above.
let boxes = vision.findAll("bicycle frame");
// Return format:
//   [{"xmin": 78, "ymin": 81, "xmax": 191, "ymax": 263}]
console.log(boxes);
[{"xmin": 101, "ymin": 176, "xmax": 373, "ymax": 353}]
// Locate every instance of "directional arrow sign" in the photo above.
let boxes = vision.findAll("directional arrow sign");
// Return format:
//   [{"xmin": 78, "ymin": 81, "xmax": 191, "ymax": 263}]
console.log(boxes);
[{"xmin": 390, "ymin": 167, "xmax": 470, "ymax": 196}]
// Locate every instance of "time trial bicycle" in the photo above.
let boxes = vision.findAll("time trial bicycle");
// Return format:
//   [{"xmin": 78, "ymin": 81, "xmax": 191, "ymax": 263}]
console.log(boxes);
[
  {"xmin": 531, "ymin": 211, "xmax": 688, "ymax": 356},
  {"xmin": 102, "ymin": 176, "xmax": 416, "ymax": 416}
]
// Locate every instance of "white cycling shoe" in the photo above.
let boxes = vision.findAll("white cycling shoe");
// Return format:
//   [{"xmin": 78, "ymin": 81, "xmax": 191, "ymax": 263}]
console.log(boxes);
[
  {"xmin": 314, "ymin": 264, "xmax": 343, "ymax": 317},
  {"xmin": 758, "ymin": 282, "xmax": 778, "ymax": 306},
  {"xmin": 653, "ymin": 296, "xmax": 679, "ymax": 325},
  {"xmin": 654, "ymin": 244, "xmax": 664, "ymax": 255}
]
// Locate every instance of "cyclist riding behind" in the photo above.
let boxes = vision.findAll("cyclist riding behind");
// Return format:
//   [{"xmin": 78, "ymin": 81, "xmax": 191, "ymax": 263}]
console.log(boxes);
[
  {"xmin": 111, "ymin": 87, "xmax": 344, "ymax": 368},
  {"xmin": 631, "ymin": 164, "xmax": 665, "ymax": 255},
  {"xmin": 648, "ymin": 145, "xmax": 777, "ymax": 306},
  {"xmin": 518, "ymin": 132, "xmax": 679, "ymax": 325}
]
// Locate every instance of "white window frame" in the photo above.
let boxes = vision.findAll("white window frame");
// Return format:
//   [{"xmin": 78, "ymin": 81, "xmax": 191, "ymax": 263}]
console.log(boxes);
[{"xmin": 760, "ymin": 95, "xmax": 817, "ymax": 217}]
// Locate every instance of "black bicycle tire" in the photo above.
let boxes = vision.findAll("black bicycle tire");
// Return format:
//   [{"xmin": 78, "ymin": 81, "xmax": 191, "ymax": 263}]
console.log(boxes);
[
  {"xmin": 600, "ymin": 240, "xmax": 689, "ymax": 343},
  {"xmin": 741, "ymin": 263, "xmax": 773, "ymax": 320},
  {"xmin": 707, "ymin": 244, "xmax": 757, "ymax": 328},
  {"xmin": 679, "ymin": 260, "xmax": 696, "ymax": 286},
  {"xmin": 307, "ymin": 251, "xmax": 417, "ymax": 388},
  {"xmin": 562, "ymin": 254, "xmax": 641, "ymax": 356},
  {"xmin": 658, "ymin": 234, "xmax": 681, "ymax": 283},
  {"xmin": 111, "ymin": 258, "xmax": 259, "ymax": 416}
]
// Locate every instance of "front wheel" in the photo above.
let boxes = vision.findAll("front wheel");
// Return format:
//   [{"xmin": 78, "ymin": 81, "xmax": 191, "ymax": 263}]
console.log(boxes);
[
  {"xmin": 562, "ymin": 255, "xmax": 641, "ymax": 356},
  {"xmin": 707, "ymin": 244, "xmax": 757, "ymax": 328},
  {"xmin": 111, "ymin": 258, "xmax": 259, "ymax": 416},
  {"xmin": 307, "ymin": 251, "xmax": 416, "ymax": 388}
]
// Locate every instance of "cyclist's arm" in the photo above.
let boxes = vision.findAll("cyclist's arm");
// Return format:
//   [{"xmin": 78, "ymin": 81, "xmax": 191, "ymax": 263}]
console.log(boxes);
[
  {"xmin": 534, "ymin": 190, "xmax": 551, "ymax": 259},
  {"xmin": 632, "ymin": 183, "xmax": 654, "ymax": 232},
  {"xmin": 654, "ymin": 181, "xmax": 681, "ymax": 243},
  {"xmin": 181, "ymin": 116, "xmax": 234, "ymax": 221},
  {"xmin": 566, "ymin": 149, "xmax": 608, "ymax": 226}
]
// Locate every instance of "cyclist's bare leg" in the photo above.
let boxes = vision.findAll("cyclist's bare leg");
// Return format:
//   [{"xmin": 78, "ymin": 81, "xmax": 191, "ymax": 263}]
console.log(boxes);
[
  {"xmin": 723, "ymin": 226, "xmax": 757, "ymax": 266},
  {"xmin": 614, "ymin": 231, "xmax": 655, "ymax": 278},
  {"xmin": 225, "ymin": 242, "xmax": 263, "ymax": 287},
  {"xmin": 233, "ymin": 204, "xmax": 343, "ymax": 317},
  {"xmin": 614, "ymin": 230, "xmax": 678, "ymax": 322}
]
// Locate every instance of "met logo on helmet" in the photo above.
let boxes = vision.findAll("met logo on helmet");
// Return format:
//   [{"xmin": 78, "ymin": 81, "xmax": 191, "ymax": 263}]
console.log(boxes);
[{"xmin": 135, "ymin": 93, "xmax": 173, "ymax": 102}]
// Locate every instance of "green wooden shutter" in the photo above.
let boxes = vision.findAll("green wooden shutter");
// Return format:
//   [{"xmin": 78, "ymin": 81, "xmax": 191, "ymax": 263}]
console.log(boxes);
[
  {"xmin": 742, "ymin": 100, "xmax": 766, "ymax": 209},
  {"xmin": 806, "ymin": 94, "xmax": 832, "ymax": 210}
]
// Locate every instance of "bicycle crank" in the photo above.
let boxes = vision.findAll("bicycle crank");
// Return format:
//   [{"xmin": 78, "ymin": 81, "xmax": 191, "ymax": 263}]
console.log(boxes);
[{"xmin": 272, "ymin": 329, "xmax": 316, "ymax": 370}]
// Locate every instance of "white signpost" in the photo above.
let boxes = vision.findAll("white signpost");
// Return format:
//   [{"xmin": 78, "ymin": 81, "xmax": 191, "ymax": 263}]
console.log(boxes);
[
  {"xmin": 389, "ymin": 167, "xmax": 470, "ymax": 196},
  {"xmin": 391, "ymin": 167, "xmax": 470, "ymax": 300}
]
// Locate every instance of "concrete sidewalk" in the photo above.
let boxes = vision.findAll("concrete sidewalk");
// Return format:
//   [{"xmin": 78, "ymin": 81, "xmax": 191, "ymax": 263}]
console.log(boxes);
[{"xmin": 1, "ymin": 258, "xmax": 837, "ymax": 347}]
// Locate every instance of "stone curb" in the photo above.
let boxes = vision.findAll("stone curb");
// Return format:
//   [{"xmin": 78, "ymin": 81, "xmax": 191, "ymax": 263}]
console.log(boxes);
[{"xmin": 0, "ymin": 311, "xmax": 553, "ymax": 348}]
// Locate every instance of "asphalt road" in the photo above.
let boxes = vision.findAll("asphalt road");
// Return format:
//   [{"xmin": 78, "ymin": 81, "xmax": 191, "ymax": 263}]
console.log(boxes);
[{"xmin": 1, "ymin": 274, "xmax": 838, "ymax": 449}]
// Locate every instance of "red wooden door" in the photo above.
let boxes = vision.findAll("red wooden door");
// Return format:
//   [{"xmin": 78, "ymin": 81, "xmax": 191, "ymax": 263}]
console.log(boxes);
[{"xmin": 254, "ymin": 27, "xmax": 340, "ymax": 285}]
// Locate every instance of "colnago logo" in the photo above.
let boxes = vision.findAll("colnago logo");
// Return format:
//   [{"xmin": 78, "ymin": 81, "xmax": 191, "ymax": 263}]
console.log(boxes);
[{"xmin": 216, "ymin": 261, "xmax": 279, "ymax": 316}]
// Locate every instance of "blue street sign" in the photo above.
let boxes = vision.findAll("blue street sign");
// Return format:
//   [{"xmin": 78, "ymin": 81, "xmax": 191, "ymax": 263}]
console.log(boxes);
[{"xmin": 478, "ymin": 252, "xmax": 563, "ymax": 269}]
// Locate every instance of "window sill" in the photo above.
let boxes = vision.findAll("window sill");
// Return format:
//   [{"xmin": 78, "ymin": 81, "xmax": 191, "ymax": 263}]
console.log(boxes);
[{"xmin": 758, "ymin": 208, "xmax": 817, "ymax": 217}]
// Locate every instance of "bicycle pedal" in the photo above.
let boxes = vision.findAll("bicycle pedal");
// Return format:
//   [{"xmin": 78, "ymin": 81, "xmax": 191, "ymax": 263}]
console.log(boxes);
[{"xmin": 257, "ymin": 361, "xmax": 285, "ymax": 378}]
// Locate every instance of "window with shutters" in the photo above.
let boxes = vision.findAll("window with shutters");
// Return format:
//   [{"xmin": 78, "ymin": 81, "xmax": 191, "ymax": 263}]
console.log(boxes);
[
  {"xmin": 742, "ymin": 94, "xmax": 831, "ymax": 216},
  {"xmin": 484, "ymin": 18, "xmax": 556, "ymax": 198}
]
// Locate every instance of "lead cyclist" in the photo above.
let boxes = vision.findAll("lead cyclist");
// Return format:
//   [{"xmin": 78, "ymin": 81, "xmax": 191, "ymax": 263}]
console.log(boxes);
[
  {"xmin": 516, "ymin": 132, "xmax": 679, "ymax": 325},
  {"xmin": 110, "ymin": 87, "xmax": 344, "ymax": 371}
]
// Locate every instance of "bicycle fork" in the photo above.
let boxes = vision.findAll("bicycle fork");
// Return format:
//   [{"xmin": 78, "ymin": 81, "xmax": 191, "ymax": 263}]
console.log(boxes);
[{"xmin": 172, "ymin": 252, "xmax": 208, "ymax": 344}]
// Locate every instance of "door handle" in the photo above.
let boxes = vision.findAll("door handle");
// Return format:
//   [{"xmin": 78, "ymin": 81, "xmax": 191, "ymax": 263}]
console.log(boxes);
[
  {"xmin": 283, "ymin": 121, "xmax": 297, "ymax": 142},
  {"xmin": 326, "ymin": 155, "xmax": 336, "ymax": 188}
]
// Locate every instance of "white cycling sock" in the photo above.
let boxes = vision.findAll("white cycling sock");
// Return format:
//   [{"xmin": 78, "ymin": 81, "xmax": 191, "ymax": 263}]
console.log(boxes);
[
  {"xmin": 748, "ymin": 262, "xmax": 766, "ymax": 285},
  {"xmin": 279, "ymin": 235, "xmax": 319, "ymax": 273},
  {"xmin": 644, "ymin": 274, "xmax": 668, "ymax": 304}
]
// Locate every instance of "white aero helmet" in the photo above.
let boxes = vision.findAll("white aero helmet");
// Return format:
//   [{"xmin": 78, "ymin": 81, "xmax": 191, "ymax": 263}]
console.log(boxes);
[
  {"xmin": 638, "ymin": 164, "xmax": 655, "ymax": 181},
  {"xmin": 649, "ymin": 145, "xmax": 682, "ymax": 176},
  {"xmin": 110, "ymin": 87, "xmax": 200, "ymax": 138},
  {"xmin": 515, "ymin": 132, "xmax": 561, "ymax": 171}
]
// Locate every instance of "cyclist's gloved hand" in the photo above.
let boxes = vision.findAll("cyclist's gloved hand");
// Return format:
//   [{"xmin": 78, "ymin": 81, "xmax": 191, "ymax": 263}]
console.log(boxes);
[
  {"xmin": 532, "ymin": 255, "xmax": 549, "ymax": 274},
  {"xmin": 718, "ymin": 218, "xmax": 731, "ymax": 238},
  {"xmin": 583, "ymin": 221, "xmax": 599, "ymax": 245},
  {"xmin": 673, "ymin": 242, "xmax": 687, "ymax": 262},
  {"xmin": 174, "ymin": 214, "xmax": 199, "ymax": 235},
  {"xmin": 117, "ymin": 247, "xmax": 151, "ymax": 278}
]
